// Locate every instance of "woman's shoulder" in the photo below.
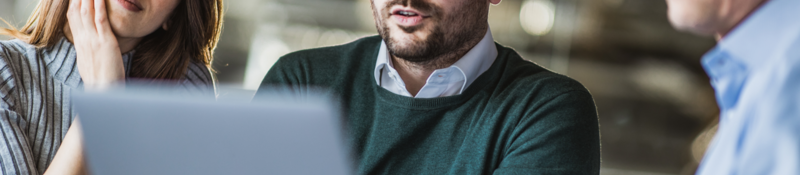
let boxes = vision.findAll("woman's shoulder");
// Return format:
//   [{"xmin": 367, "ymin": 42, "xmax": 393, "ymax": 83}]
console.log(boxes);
[
  {"xmin": 184, "ymin": 61, "xmax": 213, "ymax": 85},
  {"xmin": 0, "ymin": 39, "xmax": 51, "ymax": 71},
  {"xmin": 0, "ymin": 39, "xmax": 37, "ymax": 76},
  {"xmin": 0, "ymin": 39, "xmax": 37, "ymax": 98},
  {"xmin": 0, "ymin": 38, "xmax": 33, "ymax": 48},
  {"xmin": 0, "ymin": 39, "xmax": 37, "ymax": 62},
  {"xmin": 0, "ymin": 38, "xmax": 75, "ymax": 93},
  {"xmin": 179, "ymin": 60, "xmax": 215, "ymax": 96}
]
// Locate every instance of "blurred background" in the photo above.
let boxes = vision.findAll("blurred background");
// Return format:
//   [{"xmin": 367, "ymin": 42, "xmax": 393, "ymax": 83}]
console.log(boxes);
[{"xmin": 1, "ymin": 0, "xmax": 719, "ymax": 174}]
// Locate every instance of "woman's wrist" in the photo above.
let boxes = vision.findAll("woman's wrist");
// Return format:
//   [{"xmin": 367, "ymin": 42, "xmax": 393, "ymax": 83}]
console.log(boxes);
[{"xmin": 83, "ymin": 79, "xmax": 125, "ymax": 91}]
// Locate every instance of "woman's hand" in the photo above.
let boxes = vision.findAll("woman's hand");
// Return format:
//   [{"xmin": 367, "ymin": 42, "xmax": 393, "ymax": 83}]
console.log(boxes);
[{"xmin": 67, "ymin": 0, "xmax": 125, "ymax": 91}]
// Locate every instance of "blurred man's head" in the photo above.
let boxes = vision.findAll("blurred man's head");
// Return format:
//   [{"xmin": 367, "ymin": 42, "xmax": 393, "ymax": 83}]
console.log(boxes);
[
  {"xmin": 370, "ymin": 0, "xmax": 501, "ymax": 65},
  {"xmin": 665, "ymin": 0, "xmax": 766, "ymax": 37}
]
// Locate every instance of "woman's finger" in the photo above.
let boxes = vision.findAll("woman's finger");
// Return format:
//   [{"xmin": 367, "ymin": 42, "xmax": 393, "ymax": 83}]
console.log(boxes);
[
  {"xmin": 93, "ymin": 0, "xmax": 114, "ymax": 38},
  {"xmin": 67, "ymin": 0, "xmax": 80, "ymax": 20},
  {"xmin": 66, "ymin": 0, "xmax": 84, "ymax": 34},
  {"xmin": 80, "ymin": 0, "xmax": 97, "ymax": 36}
]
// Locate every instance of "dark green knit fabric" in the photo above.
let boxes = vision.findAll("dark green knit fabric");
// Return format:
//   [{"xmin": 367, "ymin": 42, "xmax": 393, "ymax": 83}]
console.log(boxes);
[{"xmin": 255, "ymin": 36, "xmax": 600, "ymax": 175}]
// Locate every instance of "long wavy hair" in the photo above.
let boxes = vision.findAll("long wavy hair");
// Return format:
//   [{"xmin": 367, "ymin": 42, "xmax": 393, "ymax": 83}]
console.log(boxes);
[{"xmin": 0, "ymin": 0, "xmax": 224, "ymax": 80}]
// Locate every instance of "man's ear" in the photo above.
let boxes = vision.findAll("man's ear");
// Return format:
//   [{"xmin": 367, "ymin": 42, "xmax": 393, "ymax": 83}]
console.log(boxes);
[
  {"xmin": 489, "ymin": 0, "xmax": 502, "ymax": 5},
  {"xmin": 162, "ymin": 22, "xmax": 169, "ymax": 31}
]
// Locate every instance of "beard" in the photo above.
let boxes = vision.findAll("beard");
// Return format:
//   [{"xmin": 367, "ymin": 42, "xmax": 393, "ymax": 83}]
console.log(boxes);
[{"xmin": 372, "ymin": 0, "xmax": 489, "ymax": 65}]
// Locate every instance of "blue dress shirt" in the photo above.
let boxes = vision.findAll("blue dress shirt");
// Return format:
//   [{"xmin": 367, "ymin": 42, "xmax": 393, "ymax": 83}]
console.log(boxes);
[{"xmin": 696, "ymin": 0, "xmax": 800, "ymax": 174}]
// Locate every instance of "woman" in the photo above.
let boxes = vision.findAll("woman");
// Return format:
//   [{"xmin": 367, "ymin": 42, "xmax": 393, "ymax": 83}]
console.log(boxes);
[{"xmin": 0, "ymin": 0, "xmax": 223, "ymax": 174}]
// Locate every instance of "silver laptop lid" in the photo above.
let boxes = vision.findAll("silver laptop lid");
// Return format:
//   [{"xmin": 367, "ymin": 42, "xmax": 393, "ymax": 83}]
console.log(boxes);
[{"xmin": 73, "ymin": 88, "xmax": 352, "ymax": 175}]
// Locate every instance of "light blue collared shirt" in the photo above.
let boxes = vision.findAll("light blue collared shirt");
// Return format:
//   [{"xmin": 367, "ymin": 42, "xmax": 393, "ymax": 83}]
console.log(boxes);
[{"xmin": 696, "ymin": 0, "xmax": 800, "ymax": 174}]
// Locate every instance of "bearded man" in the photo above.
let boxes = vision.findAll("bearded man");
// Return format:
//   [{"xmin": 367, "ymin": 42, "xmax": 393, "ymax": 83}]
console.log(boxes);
[{"xmin": 255, "ymin": 0, "xmax": 600, "ymax": 174}]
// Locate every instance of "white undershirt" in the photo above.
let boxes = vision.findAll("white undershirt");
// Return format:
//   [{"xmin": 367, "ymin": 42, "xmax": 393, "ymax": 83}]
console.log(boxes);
[{"xmin": 374, "ymin": 29, "xmax": 498, "ymax": 98}]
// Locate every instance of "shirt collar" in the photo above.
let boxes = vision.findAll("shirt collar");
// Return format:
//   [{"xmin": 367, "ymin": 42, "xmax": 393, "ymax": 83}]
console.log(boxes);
[
  {"xmin": 451, "ymin": 28, "xmax": 498, "ymax": 90},
  {"xmin": 374, "ymin": 42, "xmax": 394, "ymax": 85},
  {"xmin": 708, "ymin": 0, "xmax": 800, "ymax": 69},
  {"xmin": 700, "ymin": 0, "xmax": 800, "ymax": 110},
  {"xmin": 374, "ymin": 28, "xmax": 498, "ymax": 90}
]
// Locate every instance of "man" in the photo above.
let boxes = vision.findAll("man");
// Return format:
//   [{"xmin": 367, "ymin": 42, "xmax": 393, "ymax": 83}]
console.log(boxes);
[
  {"xmin": 256, "ymin": 0, "xmax": 600, "ymax": 174},
  {"xmin": 665, "ymin": 0, "xmax": 800, "ymax": 174}
]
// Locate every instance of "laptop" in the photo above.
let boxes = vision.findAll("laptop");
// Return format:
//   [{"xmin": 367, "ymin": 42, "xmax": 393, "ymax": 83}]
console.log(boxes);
[{"xmin": 73, "ymin": 88, "xmax": 352, "ymax": 175}]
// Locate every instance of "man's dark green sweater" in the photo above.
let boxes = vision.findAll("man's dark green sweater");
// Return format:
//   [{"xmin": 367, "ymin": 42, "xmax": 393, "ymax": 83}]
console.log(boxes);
[{"xmin": 255, "ymin": 36, "xmax": 600, "ymax": 174}]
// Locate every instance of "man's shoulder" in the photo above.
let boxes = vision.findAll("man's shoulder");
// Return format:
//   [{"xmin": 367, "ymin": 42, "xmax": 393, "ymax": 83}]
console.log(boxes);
[
  {"xmin": 514, "ymin": 70, "xmax": 589, "ymax": 97},
  {"xmin": 494, "ymin": 46, "xmax": 590, "ymax": 99},
  {"xmin": 261, "ymin": 36, "xmax": 381, "ymax": 86},
  {"xmin": 277, "ymin": 35, "xmax": 382, "ymax": 66}
]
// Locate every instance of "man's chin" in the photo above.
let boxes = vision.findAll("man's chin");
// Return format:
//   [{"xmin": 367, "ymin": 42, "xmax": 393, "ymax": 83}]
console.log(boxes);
[
  {"xmin": 380, "ymin": 24, "xmax": 442, "ymax": 61},
  {"xmin": 387, "ymin": 39, "xmax": 421, "ymax": 53},
  {"xmin": 387, "ymin": 36, "xmax": 419, "ymax": 47},
  {"xmin": 388, "ymin": 26, "xmax": 429, "ymax": 39},
  {"xmin": 668, "ymin": 17, "xmax": 717, "ymax": 36},
  {"xmin": 385, "ymin": 38, "xmax": 431, "ymax": 60},
  {"xmin": 666, "ymin": 5, "xmax": 720, "ymax": 36}
]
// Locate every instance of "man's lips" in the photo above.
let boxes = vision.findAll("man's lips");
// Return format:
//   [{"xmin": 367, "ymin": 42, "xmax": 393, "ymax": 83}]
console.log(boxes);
[
  {"xmin": 116, "ymin": 0, "xmax": 143, "ymax": 12},
  {"xmin": 390, "ymin": 7, "xmax": 430, "ymax": 27}
]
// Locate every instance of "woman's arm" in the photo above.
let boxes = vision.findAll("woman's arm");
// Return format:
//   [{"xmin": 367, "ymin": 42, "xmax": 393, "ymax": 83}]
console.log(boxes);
[
  {"xmin": 0, "ymin": 109, "xmax": 40, "ymax": 175},
  {"xmin": 0, "ymin": 32, "xmax": 40, "ymax": 175},
  {"xmin": 45, "ymin": 0, "xmax": 126, "ymax": 174},
  {"xmin": 43, "ymin": 121, "xmax": 87, "ymax": 175}
]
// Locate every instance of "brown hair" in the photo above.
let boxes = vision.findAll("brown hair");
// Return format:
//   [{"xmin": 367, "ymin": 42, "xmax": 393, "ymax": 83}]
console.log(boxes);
[{"xmin": 0, "ymin": 0, "xmax": 224, "ymax": 80}]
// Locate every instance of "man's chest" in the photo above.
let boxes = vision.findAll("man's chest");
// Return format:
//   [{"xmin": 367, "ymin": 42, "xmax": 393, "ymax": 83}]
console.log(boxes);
[{"xmin": 344, "ymin": 104, "xmax": 518, "ymax": 175}]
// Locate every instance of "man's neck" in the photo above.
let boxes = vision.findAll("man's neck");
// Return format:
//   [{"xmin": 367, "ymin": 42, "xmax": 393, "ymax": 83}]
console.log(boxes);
[
  {"xmin": 391, "ymin": 29, "xmax": 487, "ymax": 96},
  {"xmin": 714, "ymin": 0, "xmax": 768, "ymax": 40},
  {"xmin": 391, "ymin": 57, "xmax": 438, "ymax": 96}
]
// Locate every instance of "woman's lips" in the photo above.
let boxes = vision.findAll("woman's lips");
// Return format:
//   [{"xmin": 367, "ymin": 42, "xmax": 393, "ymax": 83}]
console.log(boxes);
[{"xmin": 116, "ymin": 0, "xmax": 143, "ymax": 12}]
